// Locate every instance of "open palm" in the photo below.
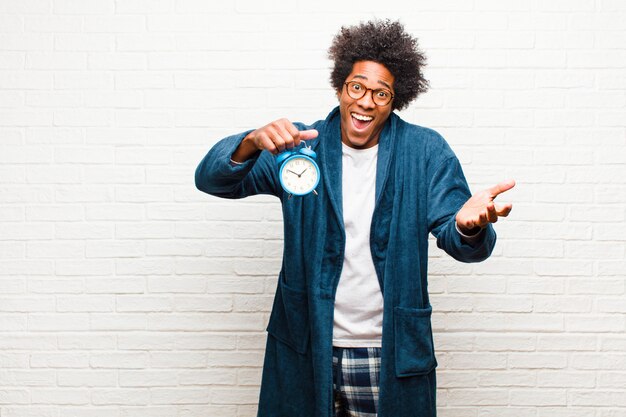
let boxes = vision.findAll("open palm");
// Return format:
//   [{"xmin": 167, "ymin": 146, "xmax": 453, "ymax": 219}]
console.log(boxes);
[{"xmin": 456, "ymin": 179, "xmax": 516, "ymax": 234}]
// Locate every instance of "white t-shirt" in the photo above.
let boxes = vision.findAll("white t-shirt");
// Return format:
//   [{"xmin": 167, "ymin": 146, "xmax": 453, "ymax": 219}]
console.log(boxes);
[{"xmin": 332, "ymin": 142, "xmax": 384, "ymax": 348}]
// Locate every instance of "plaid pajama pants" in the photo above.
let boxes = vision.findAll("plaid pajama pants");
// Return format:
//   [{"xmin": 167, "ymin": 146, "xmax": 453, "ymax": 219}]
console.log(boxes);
[{"xmin": 332, "ymin": 347, "xmax": 382, "ymax": 417}]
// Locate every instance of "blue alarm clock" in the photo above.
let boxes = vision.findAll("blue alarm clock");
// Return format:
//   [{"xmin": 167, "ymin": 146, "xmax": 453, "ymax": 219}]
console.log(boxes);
[{"xmin": 276, "ymin": 143, "xmax": 320, "ymax": 196}]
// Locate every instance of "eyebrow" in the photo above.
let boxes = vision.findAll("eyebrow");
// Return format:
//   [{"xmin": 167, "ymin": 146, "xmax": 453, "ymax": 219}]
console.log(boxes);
[{"xmin": 351, "ymin": 74, "xmax": 393, "ymax": 91}]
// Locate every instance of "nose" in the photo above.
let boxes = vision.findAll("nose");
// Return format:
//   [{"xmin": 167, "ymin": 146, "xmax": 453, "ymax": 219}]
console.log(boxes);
[{"xmin": 356, "ymin": 90, "xmax": 376, "ymax": 109}]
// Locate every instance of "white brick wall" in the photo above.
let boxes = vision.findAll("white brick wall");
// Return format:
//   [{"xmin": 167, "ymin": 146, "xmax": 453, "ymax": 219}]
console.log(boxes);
[{"xmin": 1, "ymin": 0, "xmax": 625, "ymax": 415}]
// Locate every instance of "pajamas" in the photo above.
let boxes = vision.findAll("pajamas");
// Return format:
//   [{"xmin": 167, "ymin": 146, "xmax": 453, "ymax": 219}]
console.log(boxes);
[{"xmin": 333, "ymin": 347, "xmax": 382, "ymax": 417}]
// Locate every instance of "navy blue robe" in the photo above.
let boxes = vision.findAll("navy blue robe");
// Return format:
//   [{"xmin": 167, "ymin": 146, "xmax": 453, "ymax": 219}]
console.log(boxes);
[{"xmin": 195, "ymin": 106, "xmax": 496, "ymax": 417}]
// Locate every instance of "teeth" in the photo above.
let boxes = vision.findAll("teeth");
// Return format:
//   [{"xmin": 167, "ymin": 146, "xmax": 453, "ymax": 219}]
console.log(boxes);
[{"xmin": 351, "ymin": 113, "xmax": 373, "ymax": 121}]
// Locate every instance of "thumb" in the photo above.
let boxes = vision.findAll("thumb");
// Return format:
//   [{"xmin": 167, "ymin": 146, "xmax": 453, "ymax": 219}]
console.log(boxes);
[
  {"xmin": 298, "ymin": 129, "xmax": 319, "ymax": 141},
  {"xmin": 488, "ymin": 178, "xmax": 516, "ymax": 198}
]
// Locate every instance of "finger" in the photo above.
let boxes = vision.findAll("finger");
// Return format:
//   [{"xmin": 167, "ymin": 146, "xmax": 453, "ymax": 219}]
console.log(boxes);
[
  {"xmin": 478, "ymin": 210, "xmax": 488, "ymax": 227},
  {"xmin": 282, "ymin": 122, "xmax": 301, "ymax": 147},
  {"xmin": 267, "ymin": 126, "xmax": 288, "ymax": 153},
  {"xmin": 299, "ymin": 129, "xmax": 319, "ymax": 141},
  {"xmin": 495, "ymin": 203, "xmax": 513, "ymax": 217},
  {"xmin": 488, "ymin": 178, "xmax": 516, "ymax": 199},
  {"xmin": 486, "ymin": 203, "xmax": 498, "ymax": 223},
  {"xmin": 275, "ymin": 123, "xmax": 297, "ymax": 150},
  {"xmin": 257, "ymin": 132, "xmax": 278, "ymax": 154},
  {"xmin": 460, "ymin": 219, "xmax": 476, "ymax": 231}
]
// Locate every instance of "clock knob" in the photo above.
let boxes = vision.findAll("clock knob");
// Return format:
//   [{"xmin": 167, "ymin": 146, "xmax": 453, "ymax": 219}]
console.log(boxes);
[
  {"xmin": 275, "ymin": 150, "xmax": 294, "ymax": 165},
  {"xmin": 299, "ymin": 147, "xmax": 317, "ymax": 159}
]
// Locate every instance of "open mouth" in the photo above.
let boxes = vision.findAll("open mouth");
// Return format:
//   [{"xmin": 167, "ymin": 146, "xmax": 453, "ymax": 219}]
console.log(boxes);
[{"xmin": 351, "ymin": 112, "xmax": 373, "ymax": 130}]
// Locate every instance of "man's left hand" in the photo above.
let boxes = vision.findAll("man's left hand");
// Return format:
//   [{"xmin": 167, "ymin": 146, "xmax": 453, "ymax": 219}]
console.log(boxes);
[{"xmin": 455, "ymin": 179, "xmax": 516, "ymax": 235}]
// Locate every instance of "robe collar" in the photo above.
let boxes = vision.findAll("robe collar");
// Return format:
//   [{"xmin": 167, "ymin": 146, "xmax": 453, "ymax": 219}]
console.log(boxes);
[{"xmin": 317, "ymin": 106, "xmax": 398, "ymax": 228}]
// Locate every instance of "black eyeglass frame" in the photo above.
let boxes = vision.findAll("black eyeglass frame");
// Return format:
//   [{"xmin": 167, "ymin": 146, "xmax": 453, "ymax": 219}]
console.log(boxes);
[{"xmin": 343, "ymin": 81, "xmax": 394, "ymax": 106}]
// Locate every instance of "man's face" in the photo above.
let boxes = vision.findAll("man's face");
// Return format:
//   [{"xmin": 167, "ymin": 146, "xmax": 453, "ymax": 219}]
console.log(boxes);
[{"xmin": 337, "ymin": 60, "xmax": 395, "ymax": 149}]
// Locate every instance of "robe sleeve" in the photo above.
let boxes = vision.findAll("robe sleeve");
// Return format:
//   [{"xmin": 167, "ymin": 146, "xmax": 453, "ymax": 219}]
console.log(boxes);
[
  {"xmin": 194, "ymin": 131, "xmax": 281, "ymax": 199},
  {"xmin": 427, "ymin": 154, "xmax": 496, "ymax": 263}
]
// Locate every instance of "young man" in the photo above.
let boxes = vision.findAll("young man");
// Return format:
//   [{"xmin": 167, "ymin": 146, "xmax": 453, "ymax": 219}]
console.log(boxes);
[{"xmin": 196, "ymin": 20, "xmax": 514, "ymax": 417}]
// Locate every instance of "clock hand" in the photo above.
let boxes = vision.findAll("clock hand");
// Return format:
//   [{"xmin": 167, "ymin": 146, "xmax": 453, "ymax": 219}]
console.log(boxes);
[
  {"xmin": 297, "ymin": 168, "xmax": 308, "ymax": 177},
  {"xmin": 286, "ymin": 169, "xmax": 299, "ymax": 176}
]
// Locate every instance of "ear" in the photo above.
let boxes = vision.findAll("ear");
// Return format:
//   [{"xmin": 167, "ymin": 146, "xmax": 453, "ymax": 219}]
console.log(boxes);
[{"xmin": 335, "ymin": 89, "xmax": 341, "ymax": 100}]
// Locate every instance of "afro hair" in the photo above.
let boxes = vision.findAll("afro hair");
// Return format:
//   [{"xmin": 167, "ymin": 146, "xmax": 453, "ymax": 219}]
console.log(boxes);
[{"xmin": 328, "ymin": 19, "xmax": 429, "ymax": 111}]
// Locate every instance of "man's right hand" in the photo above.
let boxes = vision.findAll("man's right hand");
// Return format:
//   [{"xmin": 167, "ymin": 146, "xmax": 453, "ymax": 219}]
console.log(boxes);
[{"xmin": 231, "ymin": 119, "xmax": 319, "ymax": 163}]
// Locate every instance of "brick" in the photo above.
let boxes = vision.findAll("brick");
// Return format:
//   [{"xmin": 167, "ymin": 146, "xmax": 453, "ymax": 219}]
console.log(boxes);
[
  {"xmin": 446, "ymin": 389, "xmax": 509, "ymax": 406},
  {"xmin": 26, "ymin": 52, "xmax": 87, "ymax": 69},
  {"xmin": 0, "ymin": 370, "xmax": 56, "ymax": 387},
  {"xmin": 116, "ymin": 259, "xmax": 174, "ymax": 275},
  {"xmin": 85, "ymin": 91, "xmax": 143, "ymax": 108},
  {"xmin": 0, "ymin": 334, "xmax": 57, "ymax": 351},
  {"xmin": 209, "ymin": 387, "xmax": 259, "ymax": 405},
  {"xmin": 0, "ymin": 52, "xmax": 25, "ymax": 69},
  {"xmin": 147, "ymin": 313, "xmax": 264, "ymax": 331},
  {"xmin": 479, "ymin": 408, "xmax": 536, "ymax": 417},
  {"xmin": 30, "ymin": 353, "xmax": 90, "ymax": 368},
  {"xmin": 26, "ymin": 127, "xmax": 84, "ymax": 144},
  {"xmin": 114, "ymin": 0, "xmax": 173, "ymax": 13},
  {"xmin": 90, "ymin": 314, "xmax": 147, "ymax": 331},
  {"xmin": 566, "ymin": 315, "xmax": 625, "ymax": 333},
  {"xmin": 26, "ymin": 166, "xmax": 82, "ymax": 183},
  {"xmin": 0, "ymin": 260, "xmax": 53, "ymax": 275},
  {"xmin": 57, "ymin": 370, "xmax": 117, "ymax": 387},
  {"xmin": 56, "ymin": 148, "xmax": 114, "ymax": 165},
  {"xmin": 0, "ymin": 241, "xmax": 25, "ymax": 258},
  {"xmin": 569, "ymin": 278, "xmax": 624, "ymax": 295},
  {"xmin": 116, "ymin": 296, "xmax": 173, "ymax": 312},
  {"xmin": 24, "ymin": 15, "xmax": 82, "ymax": 32},
  {"xmin": 56, "ymin": 296, "xmax": 114, "ymax": 312},
  {"xmin": 150, "ymin": 388, "xmax": 210, "ymax": 404},
  {"xmin": 148, "ymin": 277, "xmax": 206, "ymax": 293},
  {"xmin": 537, "ymin": 334, "xmax": 597, "ymax": 351},
  {"xmin": 56, "ymin": 260, "xmax": 114, "ymax": 276},
  {"xmin": 473, "ymin": 334, "xmax": 535, "ymax": 352},
  {"xmin": 0, "ymin": 296, "xmax": 54, "ymax": 313},
  {"xmin": 55, "ymin": 222, "xmax": 113, "ymax": 239},
  {"xmin": 85, "ymin": 241, "xmax": 144, "ymax": 258},
  {"xmin": 445, "ymin": 313, "xmax": 564, "ymax": 332},
  {"xmin": 118, "ymin": 370, "xmax": 181, "ymax": 387},
  {"xmin": 115, "ymin": 185, "xmax": 173, "ymax": 203},
  {"xmin": 85, "ymin": 276, "xmax": 146, "ymax": 294},
  {"xmin": 0, "ymin": 315, "xmax": 27, "ymax": 331},
  {"xmin": 237, "ymin": 368, "xmax": 262, "ymax": 386},
  {"xmin": 437, "ymin": 370, "xmax": 479, "ymax": 388},
  {"xmin": 145, "ymin": 240, "xmax": 203, "ymax": 256},
  {"xmin": 26, "ymin": 205, "xmax": 83, "ymax": 221},
  {"xmin": 538, "ymin": 370, "xmax": 595, "ymax": 388},
  {"xmin": 533, "ymin": 296, "xmax": 593, "ymax": 313},
  {"xmin": 91, "ymin": 389, "xmax": 150, "ymax": 405},
  {"xmin": 119, "ymin": 407, "xmax": 179, "ymax": 417},
  {"xmin": 0, "ymin": 167, "xmax": 26, "ymax": 184},
  {"xmin": 444, "ymin": 353, "xmax": 507, "ymax": 370},
  {"xmin": 508, "ymin": 353, "xmax": 567, "ymax": 369},
  {"xmin": 29, "ymin": 278, "xmax": 83, "ymax": 294},
  {"xmin": 57, "ymin": 334, "xmax": 116, "ymax": 350},
  {"xmin": 28, "ymin": 314, "xmax": 90, "ymax": 331},
  {"xmin": 569, "ymin": 390, "xmax": 626, "ymax": 407},
  {"xmin": 477, "ymin": 371, "xmax": 535, "ymax": 387},
  {"xmin": 85, "ymin": 204, "xmax": 145, "ymax": 221},
  {"xmin": 0, "ymin": 389, "xmax": 30, "ymax": 405},
  {"xmin": 510, "ymin": 389, "xmax": 566, "ymax": 406},
  {"xmin": 83, "ymin": 15, "xmax": 146, "ymax": 33},
  {"xmin": 90, "ymin": 353, "xmax": 148, "ymax": 369},
  {"xmin": 54, "ymin": 72, "xmax": 113, "ymax": 89},
  {"xmin": 149, "ymin": 352, "xmax": 206, "ymax": 368},
  {"xmin": 173, "ymin": 296, "xmax": 233, "ymax": 312}
]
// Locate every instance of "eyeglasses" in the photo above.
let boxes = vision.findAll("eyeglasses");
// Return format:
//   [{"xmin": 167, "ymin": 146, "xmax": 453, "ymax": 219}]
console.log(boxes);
[{"xmin": 344, "ymin": 81, "xmax": 394, "ymax": 106}]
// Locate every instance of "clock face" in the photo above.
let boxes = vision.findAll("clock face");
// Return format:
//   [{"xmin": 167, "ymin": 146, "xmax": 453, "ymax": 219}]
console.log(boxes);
[{"xmin": 279, "ymin": 155, "xmax": 320, "ymax": 196}]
